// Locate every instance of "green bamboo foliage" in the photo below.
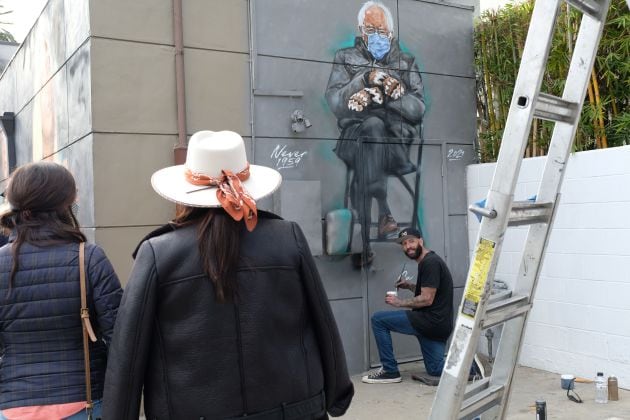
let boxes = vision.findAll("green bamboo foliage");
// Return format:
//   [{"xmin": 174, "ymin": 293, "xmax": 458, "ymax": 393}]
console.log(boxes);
[
  {"xmin": 0, "ymin": 5, "xmax": 16, "ymax": 43},
  {"xmin": 474, "ymin": 0, "xmax": 629, "ymax": 162}
]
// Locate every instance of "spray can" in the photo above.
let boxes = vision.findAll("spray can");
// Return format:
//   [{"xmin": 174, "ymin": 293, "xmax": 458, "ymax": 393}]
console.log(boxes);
[
  {"xmin": 535, "ymin": 399, "xmax": 546, "ymax": 420},
  {"xmin": 608, "ymin": 375, "xmax": 619, "ymax": 401}
]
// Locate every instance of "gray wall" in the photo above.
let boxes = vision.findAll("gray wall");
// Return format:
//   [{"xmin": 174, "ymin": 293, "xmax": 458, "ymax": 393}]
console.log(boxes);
[
  {"xmin": 0, "ymin": 0, "xmax": 476, "ymax": 375},
  {"xmin": 251, "ymin": 0, "xmax": 476, "ymax": 372}
]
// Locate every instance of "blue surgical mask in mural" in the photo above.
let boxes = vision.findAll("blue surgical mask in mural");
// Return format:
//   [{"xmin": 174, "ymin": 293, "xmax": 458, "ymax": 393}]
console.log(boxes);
[{"xmin": 367, "ymin": 33, "xmax": 391, "ymax": 60}]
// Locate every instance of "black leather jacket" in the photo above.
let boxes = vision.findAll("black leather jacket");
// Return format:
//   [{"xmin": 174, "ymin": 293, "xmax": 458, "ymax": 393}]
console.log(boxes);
[{"xmin": 103, "ymin": 213, "xmax": 353, "ymax": 419}]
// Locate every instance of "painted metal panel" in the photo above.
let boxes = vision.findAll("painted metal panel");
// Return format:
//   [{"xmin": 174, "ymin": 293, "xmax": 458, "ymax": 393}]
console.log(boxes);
[
  {"xmin": 330, "ymin": 298, "xmax": 366, "ymax": 375},
  {"xmin": 279, "ymin": 180, "xmax": 324, "ymax": 256},
  {"xmin": 398, "ymin": 0, "xmax": 474, "ymax": 78},
  {"xmin": 253, "ymin": 0, "xmax": 475, "ymax": 372},
  {"xmin": 446, "ymin": 143, "xmax": 476, "ymax": 214},
  {"xmin": 255, "ymin": 0, "xmax": 399, "ymax": 68},
  {"xmin": 254, "ymin": 57, "xmax": 340, "ymax": 141},
  {"xmin": 415, "ymin": 144, "xmax": 446, "ymax": 256},
  {"xmin": 447, "ymin": 215, "xmax": 470, "ymax": 288},
  {"xmin": 313, "ymin": 256, "xmax": 363, "ymax": 301},
  {"xmin": 421, "ymin": 73, "xmax": 476, "ymax": 142},
  {"xmin": 253, "ymin": 137, "xmax": 346, "ymax": 215}
]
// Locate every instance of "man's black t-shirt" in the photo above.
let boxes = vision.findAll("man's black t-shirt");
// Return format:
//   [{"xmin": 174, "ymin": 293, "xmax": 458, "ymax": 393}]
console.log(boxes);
[{"xmin": 405, "ymin": 251, "xmax": 454, "ymax": 341}]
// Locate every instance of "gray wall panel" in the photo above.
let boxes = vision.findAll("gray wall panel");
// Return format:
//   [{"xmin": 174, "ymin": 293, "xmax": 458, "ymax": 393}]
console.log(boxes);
[
  {"xmin": 415, "ymin": 144, "xmax": 445, "ymax": 255},
  {"xmin": 314, "ymin": 256, "xmax": 363, "ymax": 301},
  {"xmin": 254, "ymin": 137, "xmax": 347, "ymax": 215},
  {"xmin": 422, "ymin": 74, "xmax": 476, "ymax": 142},
  {"xmin": 254, "ymin": 57, "xmax": 340, "ymax": 140},
  {"xmin": 446, "ymin": 143, "xmax": 476, "ymax": 214},
  {"xmin": 330, "ymin": 298, "xmax": 366, "ymax": 375},
  {"xmin": 398, "ymin": 0, "xmax": 474, "ymax": 78},
  {"xmin": 447, "ymin": 215, "xmax": 469, "ymax": 288},
  {"xmin": 255, "ymin": 0, "xmax": 399, "ymax": 66},
  {"xmin": 280, "ymin": 180, "xmax": 324, "ymax": 255}
]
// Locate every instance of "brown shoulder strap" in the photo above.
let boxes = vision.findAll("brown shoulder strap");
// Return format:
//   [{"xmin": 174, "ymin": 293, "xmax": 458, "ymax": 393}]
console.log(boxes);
[{"xmin": 79, "ymin": 242, "xmax": 97, "ymax": 417}]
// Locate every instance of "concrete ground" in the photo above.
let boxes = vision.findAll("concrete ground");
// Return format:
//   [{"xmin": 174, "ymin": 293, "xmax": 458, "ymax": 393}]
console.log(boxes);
[{"xmin": 344, "ymin": 362, "xmax": 630, "ymax": 419}]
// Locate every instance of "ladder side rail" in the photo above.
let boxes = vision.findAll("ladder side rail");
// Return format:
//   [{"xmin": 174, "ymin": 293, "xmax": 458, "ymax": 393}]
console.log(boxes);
[
  {"xmin": 490, "ymin": 5, "xmax": 611, "ymax": 418},
  {"xmin": 428, "ymin": 2, "xmax": 563, "ymax": 418}
]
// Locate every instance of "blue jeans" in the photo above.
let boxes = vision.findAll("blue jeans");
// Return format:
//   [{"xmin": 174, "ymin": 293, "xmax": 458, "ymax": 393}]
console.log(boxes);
[
  {"xmin": 65, "ymin": 400, "xmax": 102, "ymax": 420},
  {"xmin": 0, "ymin": 400, "xmax": 102, "ymax": 420},
  {"xmin": 371, "ymin": 310, "xmax": 446, "ymax": 376}
]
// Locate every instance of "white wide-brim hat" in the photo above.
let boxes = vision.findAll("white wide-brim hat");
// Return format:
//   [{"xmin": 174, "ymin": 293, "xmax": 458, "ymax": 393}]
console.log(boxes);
[{"xmin": 151, "ymin": 130, "xmax": 282, "ymax": 207}]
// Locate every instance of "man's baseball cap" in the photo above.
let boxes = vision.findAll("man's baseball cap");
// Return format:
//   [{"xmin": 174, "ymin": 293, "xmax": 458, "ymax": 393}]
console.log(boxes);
[{"xmin": 396, "ymin": 227, "xmax": 422, "ymax": 243}]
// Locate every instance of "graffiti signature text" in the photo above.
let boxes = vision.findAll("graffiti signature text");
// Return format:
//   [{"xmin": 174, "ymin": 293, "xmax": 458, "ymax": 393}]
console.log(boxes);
[
  {"xmin": 271, "ymin": 145, "xmax": 308, "ymax": 170},
  {"xmin": 447, "ymin": 148, "xmax": 465, "ymax": 161}
]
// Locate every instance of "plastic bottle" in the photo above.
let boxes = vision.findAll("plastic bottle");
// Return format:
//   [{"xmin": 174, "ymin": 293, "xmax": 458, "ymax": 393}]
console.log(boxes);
[
  {"xmin": 595, "ymin": 372, "xmax": 608, "ymax": 403},
  {"xmin": 608, "ymin": 375, "xmax": 619, "ymax": 401}
]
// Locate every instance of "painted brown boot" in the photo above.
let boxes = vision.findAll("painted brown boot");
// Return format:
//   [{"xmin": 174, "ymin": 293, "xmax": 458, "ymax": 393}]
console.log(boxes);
[{"xmin": 378, "ymin": 214, "xmax": 398, "ymax": 238}]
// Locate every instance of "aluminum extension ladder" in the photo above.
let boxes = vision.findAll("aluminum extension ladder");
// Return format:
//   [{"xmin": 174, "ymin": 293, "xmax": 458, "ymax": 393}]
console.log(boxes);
[{"xmin": 429, "ymin": 0, "xmax": 612, "ymax": 418}]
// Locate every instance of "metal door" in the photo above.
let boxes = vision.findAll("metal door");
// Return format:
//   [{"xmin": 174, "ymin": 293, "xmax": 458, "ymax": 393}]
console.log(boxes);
[{"xmin": 251, "ymin": 0, "xmax": 476, "ymax": 374}]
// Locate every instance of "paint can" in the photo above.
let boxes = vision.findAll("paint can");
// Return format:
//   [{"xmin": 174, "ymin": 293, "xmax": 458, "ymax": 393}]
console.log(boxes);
[
  {"xmin": 608, "ymin": 375, "xmax": 619, "ymax": 401},
  {"xmin": 561, "ymin": 374, "xmax": 575, "ymax": 390}
]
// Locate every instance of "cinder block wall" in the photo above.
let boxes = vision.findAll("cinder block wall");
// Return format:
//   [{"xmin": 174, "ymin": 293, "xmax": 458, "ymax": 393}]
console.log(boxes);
[{"xmin": 466, "ymin": 145, "xmax": 630, "ymax": 388}]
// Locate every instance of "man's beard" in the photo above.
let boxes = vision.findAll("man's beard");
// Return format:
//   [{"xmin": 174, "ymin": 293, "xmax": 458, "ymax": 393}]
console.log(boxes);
[{"xmin": 406, "ymin": 247, "xmax": 421, "ymax": 260}]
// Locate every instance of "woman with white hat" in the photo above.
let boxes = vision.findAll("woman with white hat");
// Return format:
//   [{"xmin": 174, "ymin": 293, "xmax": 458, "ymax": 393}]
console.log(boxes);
[{"xmin": 103, "ymin": 131, "xmax": 354, "ymax": 419}]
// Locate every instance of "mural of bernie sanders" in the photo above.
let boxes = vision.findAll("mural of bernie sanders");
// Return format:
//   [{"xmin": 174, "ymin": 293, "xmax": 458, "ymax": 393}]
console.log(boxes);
[{"xmin": 326, "ymin": 1, "xmax": 425, "ymax": 245}]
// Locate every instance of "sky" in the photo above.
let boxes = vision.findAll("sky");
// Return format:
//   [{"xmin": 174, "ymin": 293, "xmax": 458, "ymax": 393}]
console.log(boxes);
[
  {"xmin": 0, "ymin": 0, "xmax": 47, "ymax": 43},
  {"xmin": 1, "ymin": 0, "xmax": 515, "ymax": 43}
]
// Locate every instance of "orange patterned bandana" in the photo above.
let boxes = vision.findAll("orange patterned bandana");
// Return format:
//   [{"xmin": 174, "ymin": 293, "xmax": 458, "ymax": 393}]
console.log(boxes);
[{"xmin": 185, "ymin": 164, "xmax": 258, "ymax": 231}]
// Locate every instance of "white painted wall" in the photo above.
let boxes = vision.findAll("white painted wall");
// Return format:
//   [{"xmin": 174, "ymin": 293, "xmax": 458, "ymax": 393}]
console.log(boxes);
[{"xmin": 466, "ymin": 145, "xmax": 630, "ymax": 388}]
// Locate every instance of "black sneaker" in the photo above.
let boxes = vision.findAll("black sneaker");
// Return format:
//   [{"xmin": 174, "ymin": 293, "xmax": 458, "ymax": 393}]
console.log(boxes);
[
  {"xmin": 361, "ymin": 368, "xmax": 402, "ymax": 384},
  {"xmin": 411, "ymin": 373, "xmax": 441, "ymax": 386}
]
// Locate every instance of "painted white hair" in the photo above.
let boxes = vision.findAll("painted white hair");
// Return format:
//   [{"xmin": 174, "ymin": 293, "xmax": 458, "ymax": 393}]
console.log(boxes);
[{"xmin": 357, "ymin": 1, "xmax": 394, "ymax": 33}]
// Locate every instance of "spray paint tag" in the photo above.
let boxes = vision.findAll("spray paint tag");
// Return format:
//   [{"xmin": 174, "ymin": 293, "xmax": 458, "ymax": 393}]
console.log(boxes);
[{"xmin": 461, "ymin": 237, "xmax": 496, "ymax": 318}]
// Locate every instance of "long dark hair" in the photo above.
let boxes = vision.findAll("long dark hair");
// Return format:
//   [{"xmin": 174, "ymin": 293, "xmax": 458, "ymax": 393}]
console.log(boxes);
[
  {"xmin": 0, "ymin": 162, "xmax": 86, "ymax": 288},
  {"xmin": 174, "ymin": 206, "xmax": 241, "ymax": 303}
]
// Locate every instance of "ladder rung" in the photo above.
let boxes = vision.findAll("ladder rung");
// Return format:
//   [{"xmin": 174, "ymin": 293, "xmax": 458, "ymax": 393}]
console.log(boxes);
[
  {"xmin": 565, "ymin": 0, "xmax": 603, "ymax": 19},
  {"xmin": 488, "ymin": 289, "xmax": 512, "ymax": 304},
  {"xmin": 508, "ymin": 201, "xmax": 553, "ymax": 226},
  {"xmin": 533, "ymin": 93, "xmax": 578, "ymax": 123},
  {"xmin": 464, "ymin": 377, "xmax": 490, "ymax": 400},
  {"xmin": 482, "ymin": 295, "xmax": 531, "ymax": 329},
  {"xmin": 460, "ymin": 384, "xmax": 505, "ymax": 418}
]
